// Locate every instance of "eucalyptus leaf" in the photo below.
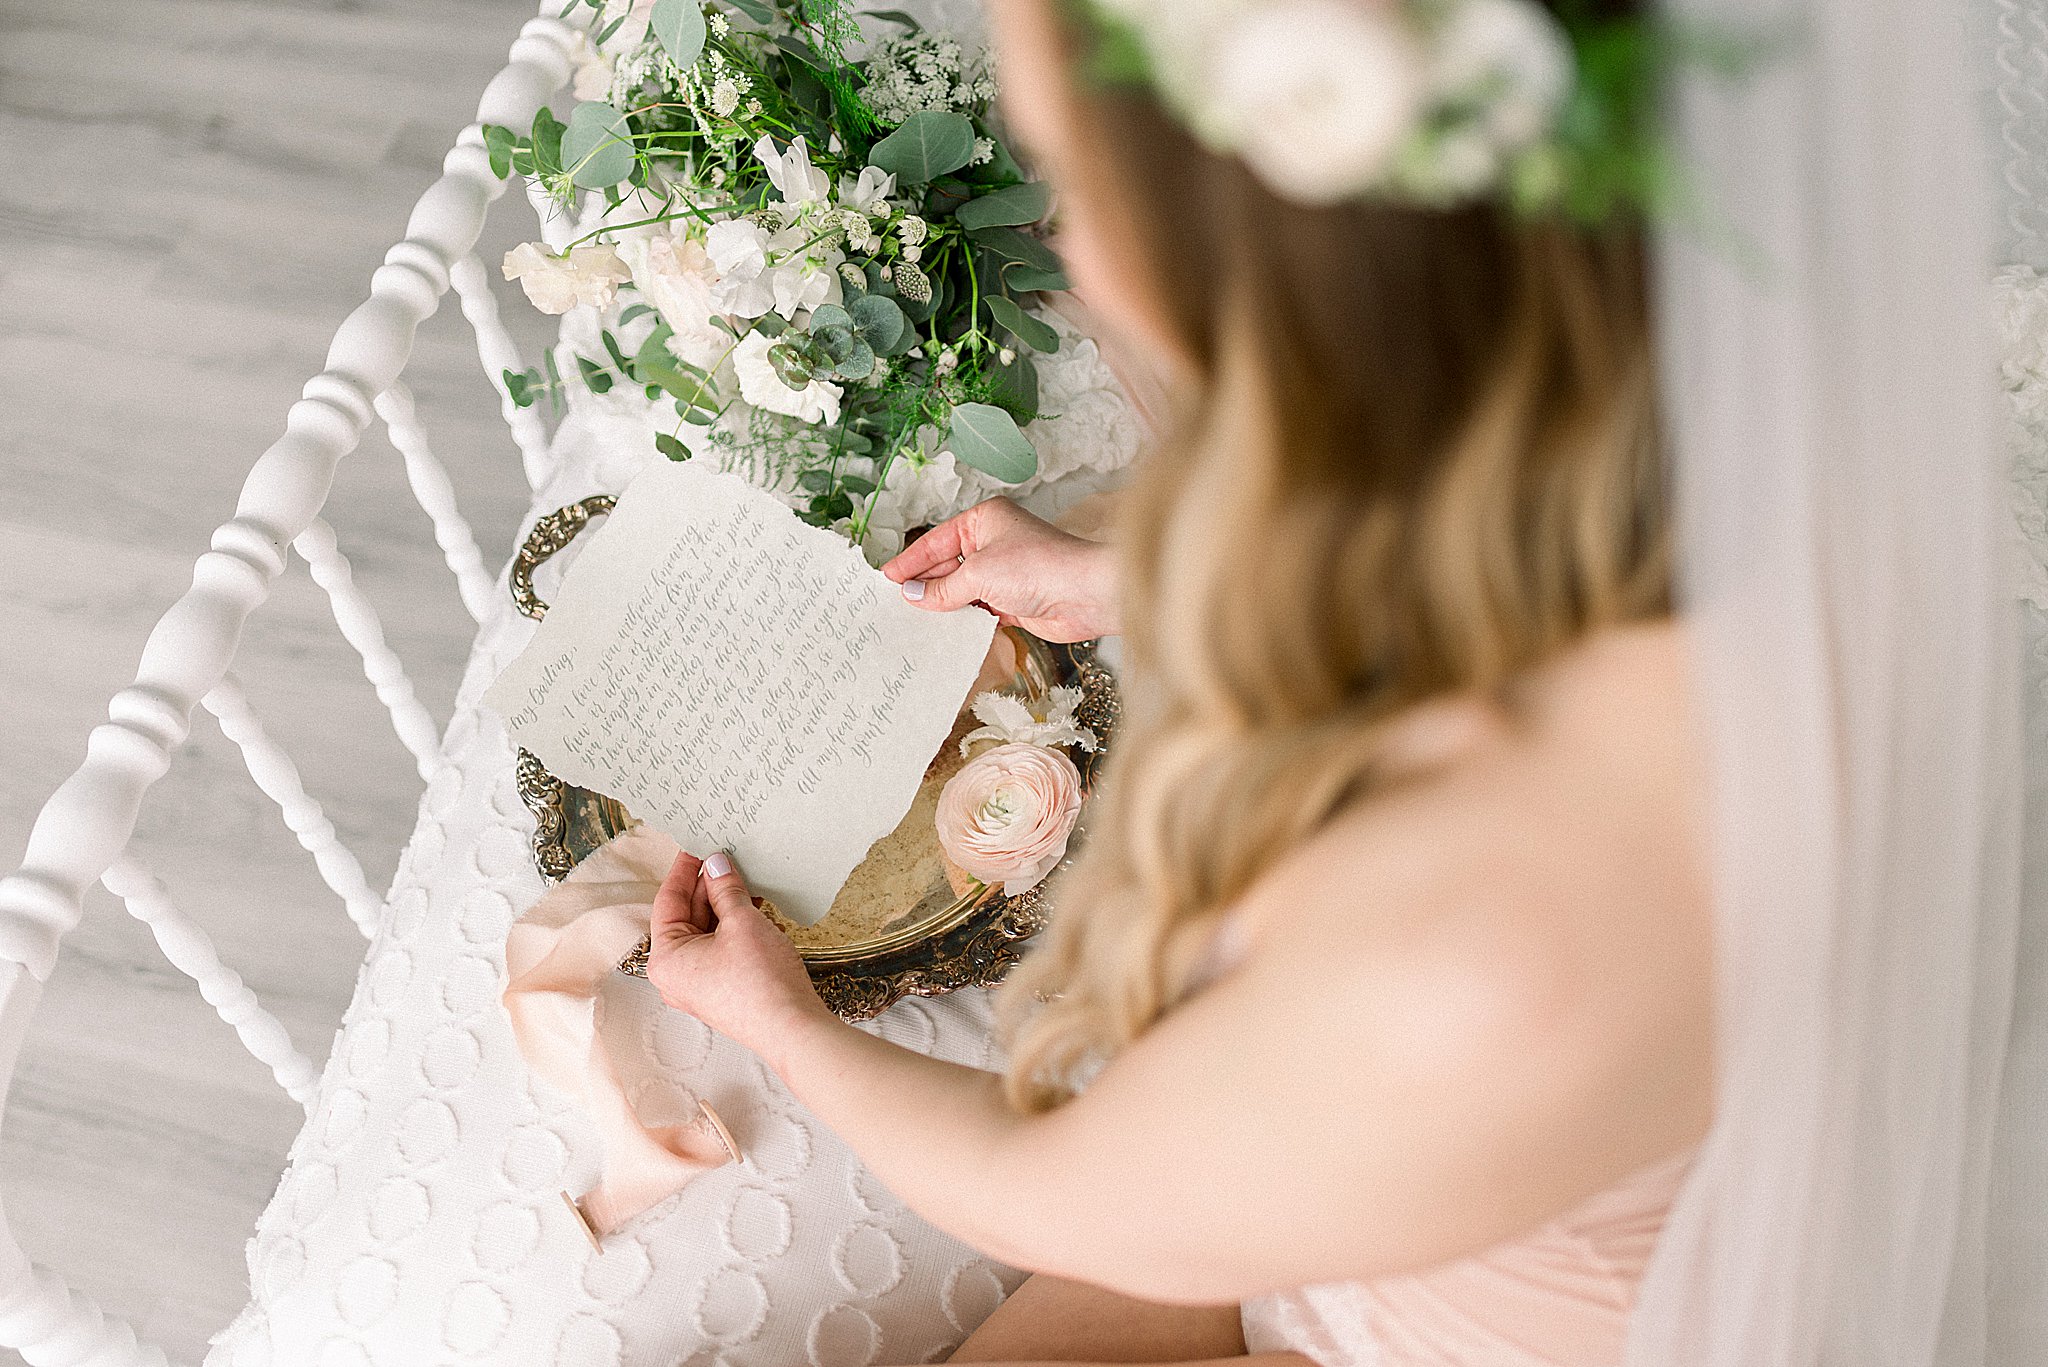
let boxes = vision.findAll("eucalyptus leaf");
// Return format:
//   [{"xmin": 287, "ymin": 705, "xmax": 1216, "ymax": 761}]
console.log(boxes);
[
  {"xmin": 812, "ymin": 325, "xmax": 857, "ymax": 366},
  {"xmin": 1001, "ymin": 262, "xmax": 1073, "ymax": 294},
  {"xmin": 849, "ymin": 294, "xmax": 906, "ymax": 353},
  {"xmin": 654, "ymin": 432, "xmax": 690, "ymax": 461},
  {"xmin": 956, "ymin": 181, "xmax": 1052, "ymax": 231},
  {"xmin": 867, "ymin": 111, "xmax": 976, "ymax": 184},
  {"xmin": 772, "ymin": 33, "xmax": 822, "ymax": 69},
  {"xmin": 986, "ymin": 295, "xmax": 1060, "ymax": 353},
  {"xmin": 633, "ymin": 322, "xmax": 676, "ymax": 374},
  {"xmin": 562, "ymin": 101, "xmax": 635, "ymax": 188},
  {"xmin": 984, "ymin": 351, "xmax": 1039, "ymax": 421},
  {"xmin": 862, "ymin": 8, "xmax": 921, "ymax": 29},
  {"xmin": 769, "ymin": 341, "xmax": 815, "ymax": 388},
  {"xmin": 970, "ymin": 225, "xmax": 1060, "ymax": 272},
  {"xmin": 977, "ymin": 136, "xmax": 1024, "ymax": 184},
  {"xmin": 649, "ymin": 0, "xmax": 707, "ymax": 67},
  {"xmin": 839, "ymin": 473, "xmax": 877, "ymax": 496},
  {"xmin": 601, "ymin": 329, "xmax": 635, "ymax": 375},
  {"xmin": 832, "ymin": 338, "xmax": 877, "ymax": 381},
  {"xmin": 617, "ymin": 303, "xmax": 655, "ymax": 325},
  {"xmin": 483, "ymin": 124, "xmax": 518, "ymax": 179},
  {"xmin": 799, "ymin": 469, "xmax": 835, "ymax": 493},
  {"xmin": 530, "ymin": 107, "xmax": 566, "ymax": 181},
  {"xmin": 725, "ymin": 0, "xmax": 773, "ymax": 21},
  {"xmin": 576, "ymin": 354, "xmax": 614, "ymax": 393},
  {"xmin": 807, "ymin": 303, "xmax": 853, "ymax": 334},
  {"xmin": 949, "ymin": 402, "xmax": 1038, "ymax": 483},
  {"xmin": 642, "ymin": 358, "xmax": 718, "ymax": 409}
]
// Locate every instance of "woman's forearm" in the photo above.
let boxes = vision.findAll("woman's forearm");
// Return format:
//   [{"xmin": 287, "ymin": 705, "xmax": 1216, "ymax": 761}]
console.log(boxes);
[{"xmin": 764, "ymin": 1006, "xmax": 1044, "ymax": 1264}]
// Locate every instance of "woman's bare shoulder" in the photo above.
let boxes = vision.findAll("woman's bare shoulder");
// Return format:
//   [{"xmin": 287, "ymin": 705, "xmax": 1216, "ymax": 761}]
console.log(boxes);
[
  {"xmin": 1243, "ymin": 620, "xmax": 1705, "ymax": 970},
  {"xmin": 1221, "ymin": 620, "xmax": 1713, "ymax": 1207}
]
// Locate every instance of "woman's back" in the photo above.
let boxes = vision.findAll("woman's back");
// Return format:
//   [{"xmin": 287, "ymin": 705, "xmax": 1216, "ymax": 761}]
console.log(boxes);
[{"xmin": 1201, "ymin": 618, "xmax": 1713, "ymax": 1292}]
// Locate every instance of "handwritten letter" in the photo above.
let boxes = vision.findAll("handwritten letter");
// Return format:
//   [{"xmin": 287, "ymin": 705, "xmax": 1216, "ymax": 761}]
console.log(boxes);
[{"xmin": 485, "ymin": 460, "xmax": 996, "ymax": 925}]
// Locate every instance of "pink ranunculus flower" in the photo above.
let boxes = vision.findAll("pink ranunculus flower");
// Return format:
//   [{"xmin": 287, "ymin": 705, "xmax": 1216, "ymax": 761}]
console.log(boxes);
[{"xmin": 935, "ymin": 742, "xmax": 1084, "ymax": 896}]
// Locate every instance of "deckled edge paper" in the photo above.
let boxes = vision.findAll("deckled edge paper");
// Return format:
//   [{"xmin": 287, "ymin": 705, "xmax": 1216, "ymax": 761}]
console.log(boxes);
[{"xmin": 484, "ymin": 459, "xmax": 996, "ymax": 925}]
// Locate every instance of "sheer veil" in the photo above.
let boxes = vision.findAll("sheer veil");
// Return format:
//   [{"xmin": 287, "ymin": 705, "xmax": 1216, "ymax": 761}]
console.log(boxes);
[{"xmin": 1630, "ymin": 0, "xmax": 2046, "ymax": 1362}]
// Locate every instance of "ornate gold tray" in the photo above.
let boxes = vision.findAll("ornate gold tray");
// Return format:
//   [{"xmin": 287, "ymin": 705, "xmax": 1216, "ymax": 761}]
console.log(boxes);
[{"xmin": 508, "ymin": 496, "xmax": 1118, "ymax": 1021}]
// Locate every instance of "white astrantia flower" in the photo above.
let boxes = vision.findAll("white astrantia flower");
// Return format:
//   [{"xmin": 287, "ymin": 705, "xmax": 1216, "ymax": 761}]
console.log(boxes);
[
  {"xmin": 732, "ymin": 331, "xmax": 843, "ymax": 425},
  {"xmin": 839, "ymin": 209, "xmax": 881, "ymax": 254},
  {"xmin": 1206, "ymin": 0, "xmax": 1427, "ymax": 205},
  {"xmin": 959, "ymin": 687, "xmax": 1100, "ymax": 757},
  {"xmin": 501, "ymin": 241, "xmax": 632, "ymax": 314}
]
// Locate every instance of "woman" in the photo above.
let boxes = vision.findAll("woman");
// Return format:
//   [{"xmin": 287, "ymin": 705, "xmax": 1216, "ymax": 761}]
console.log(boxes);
[{"xmin": 647, "ymin": 0, "xmax": 1711, "ymax": 1361}]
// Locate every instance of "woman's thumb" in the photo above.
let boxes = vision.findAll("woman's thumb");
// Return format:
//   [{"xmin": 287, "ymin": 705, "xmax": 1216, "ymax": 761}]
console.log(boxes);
[
  {"xmin": 900, "ymin": 562, "xmax": 982, "ymax": 613},
  {"xmin": 699, "ymin": 849, "xmax": 756, "ymax": 923}
]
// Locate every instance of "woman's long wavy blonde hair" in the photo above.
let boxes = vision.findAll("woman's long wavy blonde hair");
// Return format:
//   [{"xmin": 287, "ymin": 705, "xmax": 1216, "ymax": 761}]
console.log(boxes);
[{"xmin": 998, "ymin": 0, "xmax": 1668, "ymax": 1111}]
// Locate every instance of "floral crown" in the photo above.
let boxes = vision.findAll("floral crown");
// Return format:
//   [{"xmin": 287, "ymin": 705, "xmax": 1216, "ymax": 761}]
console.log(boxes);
[{"xmin": 1068, "ymin": 0, "xmax": 1707, "ymax": 223}]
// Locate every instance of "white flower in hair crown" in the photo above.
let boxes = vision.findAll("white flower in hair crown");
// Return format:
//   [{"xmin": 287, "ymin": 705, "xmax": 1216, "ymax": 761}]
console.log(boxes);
[{"xmin": 1076, "ymin": 0, "xmax": 1597, "ymax": 211}]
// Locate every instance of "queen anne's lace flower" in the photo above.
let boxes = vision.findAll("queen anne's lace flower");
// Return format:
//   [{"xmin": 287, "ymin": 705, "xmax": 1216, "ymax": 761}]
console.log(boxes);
[{"xmin": 863, "ymin": 33, "xmax": 998, "ymax": 124}]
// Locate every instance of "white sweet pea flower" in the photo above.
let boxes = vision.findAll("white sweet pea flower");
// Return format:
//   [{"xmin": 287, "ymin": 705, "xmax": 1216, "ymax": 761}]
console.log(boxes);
[
  {"xmin": 1205, "ymin": 0, "xmax": 1426, "ymax": 205},
  {"xmin": 753, "ymin": 134, "xmax": 832, "ymax": 205},
  {"xmin": 567, "ymin": 31, "xmax": 615, "ymax": 101},
  {"xmin": 611, "ymin": 0, "xmax": 659, "ymax": 49},
  {"xmin": 704, "ymin": 218, "xmax": 777, "ymax": 318},
  {"xmin": 501, "ymin": 241, "xmax": 633, "ymax": 314},
  {"xmin": 614, "ymin": 229, "xmax": 732, "ymax": 371},
  {"xmin": 959, "ymin": 687, "xmax": 1099, "ymax": 757},
  {"xmin": 732, "ymin": 330, "xmax": 843, "ymax": 425},
  {"xmin": 763, "ymin": 224, "xmax": 845, "ymax": 320},
  {"xmin": 839, "ymin": 166, "xmax": 898, "ymax": 216}
]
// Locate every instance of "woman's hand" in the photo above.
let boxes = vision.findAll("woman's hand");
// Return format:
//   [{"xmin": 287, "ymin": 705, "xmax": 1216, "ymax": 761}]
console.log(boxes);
[
  {"xmin": 643, "ymin": 849, "xmax": 833, "ymax": 1063},
  {"xmin": 882, "ymin": 498, "xmax": 1119, "ymax": 642}
]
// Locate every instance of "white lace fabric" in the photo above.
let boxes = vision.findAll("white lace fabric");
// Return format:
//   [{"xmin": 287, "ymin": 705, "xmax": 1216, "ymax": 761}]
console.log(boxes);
[{"xmin": 204, "ymin": 404, "xmax": 1033, "ymax": 1367}]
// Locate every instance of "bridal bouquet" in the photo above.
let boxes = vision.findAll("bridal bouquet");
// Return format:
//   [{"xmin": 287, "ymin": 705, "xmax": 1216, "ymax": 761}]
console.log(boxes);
[{"xmin": 489, "ymin": 0, "xmax": 1080, "ymax": 553}]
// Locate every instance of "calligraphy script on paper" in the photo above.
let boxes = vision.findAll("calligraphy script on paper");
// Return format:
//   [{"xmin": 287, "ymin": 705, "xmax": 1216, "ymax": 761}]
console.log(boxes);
[{"xmin": 484, "ymin": 459, "xmax": 996, "ymax": 925}]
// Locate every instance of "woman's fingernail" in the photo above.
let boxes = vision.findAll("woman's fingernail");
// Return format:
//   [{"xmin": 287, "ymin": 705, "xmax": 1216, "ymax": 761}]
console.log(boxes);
[
  {"xmin": 901, "ymin": 578, "xmax": 926, "ymax": 602},
  {"xmin": 703, "ymin": 850, "xmax": 735, "ymax": 880}
]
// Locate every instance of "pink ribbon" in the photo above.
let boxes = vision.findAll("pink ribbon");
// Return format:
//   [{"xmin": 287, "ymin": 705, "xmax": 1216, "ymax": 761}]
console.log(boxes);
[{"xmin": 501, "ymin": 823, "xmax": 739, "ymax": 1241}]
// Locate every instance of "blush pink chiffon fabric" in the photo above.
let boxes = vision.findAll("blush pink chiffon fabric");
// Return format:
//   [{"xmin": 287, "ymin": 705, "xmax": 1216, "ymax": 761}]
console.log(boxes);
[
  {"xmin": 500, "ymin": 823, "xmax": 735, "ymax": 1236},
  {"xmin": 1240, "ymin": 1149, "xmax": 1696, "ymax": 1367}
]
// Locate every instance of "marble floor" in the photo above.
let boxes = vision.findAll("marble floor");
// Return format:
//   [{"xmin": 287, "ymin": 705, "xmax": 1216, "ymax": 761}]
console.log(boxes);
[{"xmin": 0, "ymin": 1, "xmax": 558, "ymax": 1359}]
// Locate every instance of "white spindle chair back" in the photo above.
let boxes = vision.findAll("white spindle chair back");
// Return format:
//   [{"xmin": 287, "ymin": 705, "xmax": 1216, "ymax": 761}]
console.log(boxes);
[{"xmin": 0, "ymin": 7, "xmax": 579, "ymax": 1361}]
